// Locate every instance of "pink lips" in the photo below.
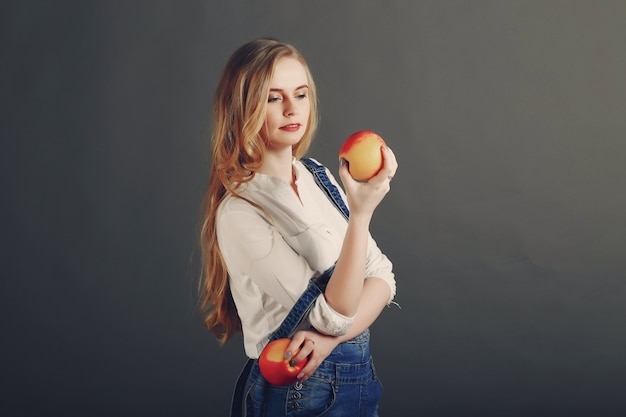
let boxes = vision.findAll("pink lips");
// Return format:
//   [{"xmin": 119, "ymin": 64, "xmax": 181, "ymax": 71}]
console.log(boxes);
[{"xmin": 280, "ymin": 123, "xmax": 301, "ymax": 132}]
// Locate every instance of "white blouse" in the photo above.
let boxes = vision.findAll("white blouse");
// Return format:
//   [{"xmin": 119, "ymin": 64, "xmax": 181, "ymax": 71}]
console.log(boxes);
[{"xmin": 216, "ymin": 158, "xmax": 395, "ymax": 358}]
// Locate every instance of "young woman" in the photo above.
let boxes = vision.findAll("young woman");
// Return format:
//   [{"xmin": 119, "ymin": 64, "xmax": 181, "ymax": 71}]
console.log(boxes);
[{"xmin": 200, "ymin": 38, "xmax": 398, "ymax": 416}]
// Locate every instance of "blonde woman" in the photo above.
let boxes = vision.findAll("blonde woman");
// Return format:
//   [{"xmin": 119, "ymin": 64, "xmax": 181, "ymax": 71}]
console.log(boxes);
[{"xmin": 200, "ymin": 38, "xmax": 398, "ymax": 416}]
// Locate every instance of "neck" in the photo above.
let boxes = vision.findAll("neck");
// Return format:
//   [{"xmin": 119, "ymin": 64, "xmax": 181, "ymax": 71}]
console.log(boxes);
[{"xmin": 257, "ymin": 147, "xmax": 295, "ymax": 183}]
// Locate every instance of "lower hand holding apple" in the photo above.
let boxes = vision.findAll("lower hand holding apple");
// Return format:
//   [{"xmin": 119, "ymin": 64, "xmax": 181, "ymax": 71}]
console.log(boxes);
[
  {"xmin": 284, "ymin": 330, "xmax": 341, "ymax": 383},
  {"xmin": 259, "ymin": 331, "xmax": 339, "ymax": 385}
]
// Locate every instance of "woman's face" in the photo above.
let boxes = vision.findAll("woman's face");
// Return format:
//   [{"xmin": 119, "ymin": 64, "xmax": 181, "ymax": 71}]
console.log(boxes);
[{"xmin": 261, "ymin": 57, "xmax": 311, "ymax": 151}]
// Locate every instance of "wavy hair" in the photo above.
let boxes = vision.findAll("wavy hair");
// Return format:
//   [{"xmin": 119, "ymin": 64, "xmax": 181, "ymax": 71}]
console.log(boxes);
[{"xmin": 199, "ymin": 38, "xmax": 319, "ymax": 343}]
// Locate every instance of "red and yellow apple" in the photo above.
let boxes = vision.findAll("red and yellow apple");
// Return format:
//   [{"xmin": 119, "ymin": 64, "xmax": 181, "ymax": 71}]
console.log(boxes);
[
  {"xmin": 339, "ymin": 130, "xmax": 387, "ymax": 181},
  {"xmin": 258, "ymin": 338, "xmax": 308, "ymax": 386}
]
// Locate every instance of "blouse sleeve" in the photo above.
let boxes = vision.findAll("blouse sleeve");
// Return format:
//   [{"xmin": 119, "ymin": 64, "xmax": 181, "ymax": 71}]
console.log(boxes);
[{"xmin": 216, "ymin": 196, "xmax": 354, "ymax": 337}]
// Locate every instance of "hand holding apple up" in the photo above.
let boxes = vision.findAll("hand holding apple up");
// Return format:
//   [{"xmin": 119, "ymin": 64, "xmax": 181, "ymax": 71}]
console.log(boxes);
[
  {"xmin": 338, "ymin": 131, "xmax": 398, "ymax": 218},
  {"xmin": 339, "ymin": 130, "xmax": 387, "ymax": 181}
]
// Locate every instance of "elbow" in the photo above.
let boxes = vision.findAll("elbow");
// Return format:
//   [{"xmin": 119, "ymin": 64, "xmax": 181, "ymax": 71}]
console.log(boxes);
[
  {"xmin": 324, "ymin": 297, "xmax": 358, "ymax": 318},
  {"xmin": 308, "ymin": 295, "xmax": 354, "ymax": 336},
  {"xmin": 314, "ymin": 320, "xmax": 353, "ymax": 337}
]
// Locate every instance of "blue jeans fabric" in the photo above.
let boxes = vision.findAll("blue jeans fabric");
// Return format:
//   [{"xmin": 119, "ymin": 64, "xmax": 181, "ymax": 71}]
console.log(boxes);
[{"xmin": 246, "ymin": 329, "xmax": 382, "ymax": 417}]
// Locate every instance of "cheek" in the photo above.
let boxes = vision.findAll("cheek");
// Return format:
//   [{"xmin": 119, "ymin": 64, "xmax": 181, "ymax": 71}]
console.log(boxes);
[
  {"xmin": 301, "ymin": 102, "xmax": 311, "ymax": 123},
  {"xmin": 259, "ymin": 116, "xmax": 272, "ymax": 142},
  {"xmin": 264, "ymin": 109, "xmax": 280, "ymax": 129}
]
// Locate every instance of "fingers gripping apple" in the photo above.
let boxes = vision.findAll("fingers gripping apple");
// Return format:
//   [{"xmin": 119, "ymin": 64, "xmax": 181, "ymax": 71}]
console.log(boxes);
[
  {"xmin": 259, "ymin": 338, "xmax": 308, "ymax": 386},
  {"xmin": 339, "ymin": 130, "xmax": 387, "ymax": 181}
]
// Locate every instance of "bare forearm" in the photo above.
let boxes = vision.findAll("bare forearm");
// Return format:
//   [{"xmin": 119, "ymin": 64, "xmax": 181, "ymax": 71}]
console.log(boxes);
[
  {"xmin": 288, "ymin": 277, "xmax": 392, "ymax": 382},
  {"xmin": 325, "ymin": 145, "xmax": 397, "ymax": 318},
  {"xmin": 336, "ymin": 277, "xmax": 390, "ymax": 343},
  {"xmin": 324, "ymin": 212, "xmax": 372, "ymax": 316}
]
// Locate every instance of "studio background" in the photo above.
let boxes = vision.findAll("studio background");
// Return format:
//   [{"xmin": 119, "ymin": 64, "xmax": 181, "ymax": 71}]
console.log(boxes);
[{"xmin": 2, "ymin": 1, "xmax": 625, "ymax": 416}]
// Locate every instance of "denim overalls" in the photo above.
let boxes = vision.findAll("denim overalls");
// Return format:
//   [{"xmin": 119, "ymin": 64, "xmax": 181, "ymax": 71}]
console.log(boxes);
[
  {"xmin": 247, "ymin": 329, "xmax": 382, "ymax": 416},
  {"xmin": 230, "ymin": 158, "xmax": 383, "ymax": 417}
]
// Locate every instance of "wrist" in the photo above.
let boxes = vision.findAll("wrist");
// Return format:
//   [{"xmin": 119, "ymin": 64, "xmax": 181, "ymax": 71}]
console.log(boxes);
[{"xmin": 347, "ymin": 211, "xmax": 373, "ymax": 228}]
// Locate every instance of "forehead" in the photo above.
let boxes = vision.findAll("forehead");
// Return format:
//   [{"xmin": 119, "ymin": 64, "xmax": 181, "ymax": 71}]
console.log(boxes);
[{"xmin": 269, "ymin": 57, "xmax": 308, "ymax": 88}]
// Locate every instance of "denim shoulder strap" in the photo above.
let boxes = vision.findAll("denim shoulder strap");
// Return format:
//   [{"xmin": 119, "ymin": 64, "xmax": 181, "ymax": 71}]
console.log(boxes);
[
  {"xmin": 300, "ymin": 157, "xmax": 350, "ymax": 220},
  {"xmin": 267, "ymin": 264, "xmax": 334, "ymax": 341}
]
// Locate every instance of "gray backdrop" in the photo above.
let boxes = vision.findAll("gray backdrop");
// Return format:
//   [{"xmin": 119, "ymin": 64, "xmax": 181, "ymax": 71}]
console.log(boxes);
[{"xmin": 2, "ymin": 1, "xmax": 625, "ymax": 416}]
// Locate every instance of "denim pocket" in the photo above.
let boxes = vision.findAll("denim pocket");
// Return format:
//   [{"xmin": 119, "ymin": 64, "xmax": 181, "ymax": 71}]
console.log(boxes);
[
  {"xmin": 247, "ymin": 376, "xmax": 265, "ymax": 414},
  {"xmin": 248, "ymin": 376, "xmax": 337, "ymax": 417},
  {"xmin": 291, "ymin": 377, "xmax": 337, "ymax": 416},
  {"xmin": 248, "ymin": 377, "xmax": 286, "ymax": 416}
]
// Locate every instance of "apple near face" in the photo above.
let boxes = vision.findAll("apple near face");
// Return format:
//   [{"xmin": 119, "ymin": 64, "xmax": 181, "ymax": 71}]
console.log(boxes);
[
  {"xmin": 258, "ymin": 338, "xmax": 308, "ymax": 386},
  {"xmin": 338, "ymin": 130, "xmax": 387, "ymax": 181}
]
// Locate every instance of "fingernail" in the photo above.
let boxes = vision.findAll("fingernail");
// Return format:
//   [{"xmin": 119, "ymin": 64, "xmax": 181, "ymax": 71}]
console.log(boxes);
[
  {"xmin": 289, "ymin": 360, "xmax": 296, "ymax": 367},
  {"xmin": 297, "ymin": 373, "xmax": 304, "ymax": 380},
  {"xmin": 339, "ymin": 159, "xmax": 345, "ymax": 166},
  {"xmin": 284, "ymin": 351, "xmax": 292, "ymax": 359}
]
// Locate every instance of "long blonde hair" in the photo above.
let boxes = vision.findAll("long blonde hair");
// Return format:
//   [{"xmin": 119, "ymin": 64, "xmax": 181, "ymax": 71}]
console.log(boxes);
[{"xmin": 199, "ymin": 38, "xmax": 319, "ymax": 344}]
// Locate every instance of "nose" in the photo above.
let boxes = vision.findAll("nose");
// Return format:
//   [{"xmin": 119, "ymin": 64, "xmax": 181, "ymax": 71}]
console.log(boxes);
[{"xmin": 284, "ymin": 99, "xmax": 297, "ymax": 117}]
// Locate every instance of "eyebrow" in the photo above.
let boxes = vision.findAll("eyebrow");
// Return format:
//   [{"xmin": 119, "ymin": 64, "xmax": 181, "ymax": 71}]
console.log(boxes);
[{"xmin": 269, "ymin": 84, "xmax": 309, "ymax": 92}]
